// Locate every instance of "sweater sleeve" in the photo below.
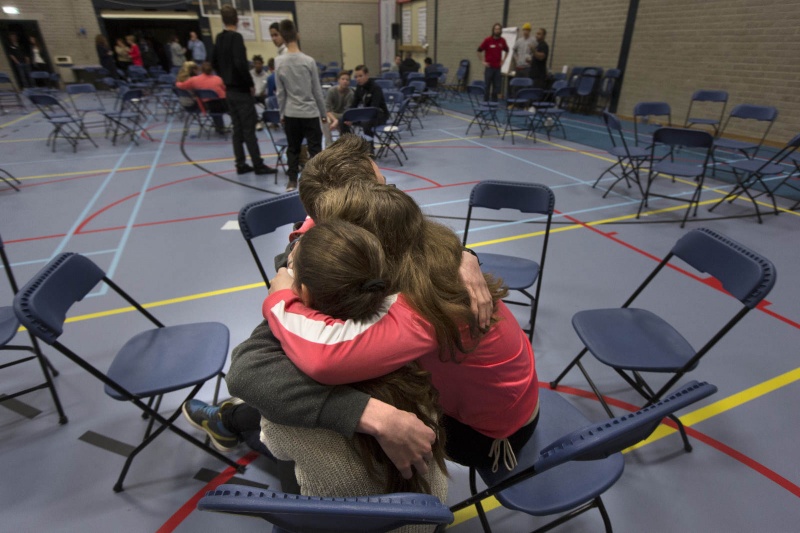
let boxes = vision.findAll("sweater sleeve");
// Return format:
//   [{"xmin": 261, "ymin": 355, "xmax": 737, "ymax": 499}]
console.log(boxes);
[
  {"xmin": 263, "ymin": 290, "xmax": 432, "ymax": 384},
  {"xmin": 227, "ymin": 319, "xmax": 370, "ymax": 438},
  {"xmin": 310, "ymin": 62, "xmax": 326, "ymax": 116}
]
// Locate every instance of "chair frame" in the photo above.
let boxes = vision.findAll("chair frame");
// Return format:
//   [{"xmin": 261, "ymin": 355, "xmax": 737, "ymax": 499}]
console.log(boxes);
[
  {"xmin": 262, "ymin": 109, "xmax": 289, "ymax": 180},
  {"xmin": 103, "ymin": 88, "xmax": 152, "ymax": 146},
  {"xmin": 462, "ymin": 181, "xmax": 555, "ymax": 341},
  {"xmin": 709, "ymin": 133, "xmax": 800, "ymax": 223},
  {"xmin": 683, "ymin": 89, "xmax": 728, "ymax": 136},
  {"xmin": 29, "ymin": 93, "xmax": 98, "ymax": 153},
  {"xmin": 1, "ymin": 236, "xmax": 67, "ymax": 424},
  {"xmin": 550, "ymin": 227, "xmax": 776, "ymax": 452},
  {"xmin": 0, "ymin": 72, "xmax": 26, "ymax": 114},
  {"xmin": 593, "ymin": 111, "xmax": 649, "ymax": 198},
  {"xmin": 13, "ymin": 253, "xmax": 244, "ymax": 492},
  {"xmin": 451, "ymin": 381, "xmax": 718, "ymax": 533},
  {"xmin": 466, "ymin": 84, "xmax": 500, "ymax": 137},
  {"xmin": 374, "ymin": 98, "xmax": 410, "ymax": 166},
  {"xmin": 238, "ymin": 192, "xmax": 308, "ymax": 288},
  {"xmin": 632, "ymin": 101, "xmax": 672, "ymax": 148},
  {"xmin": 0, "ymin": 167, "xmax": 22, "ymax": 192},
  {"xmin": 637, "ymin": 127, "xmax": 714, "ymax": 227},
  {"xmin": 711, "ymin": 104, "xmax": 779, "ymax": 174}
]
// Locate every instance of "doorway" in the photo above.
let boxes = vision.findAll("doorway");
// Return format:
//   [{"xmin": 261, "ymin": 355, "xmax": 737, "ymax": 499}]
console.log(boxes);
[
  {"xmin": 339, "ymin": 24, "xmax": 364, "ymax": 72},
  {"xmin": 0, "ymin": 20, "xmax": 50, "ymax": 88}
]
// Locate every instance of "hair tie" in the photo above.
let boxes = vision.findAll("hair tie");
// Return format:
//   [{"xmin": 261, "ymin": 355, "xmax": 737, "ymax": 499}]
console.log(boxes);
[{"xmin": 361, "ymin": 279, "xmax": 387, "ymax": 292}]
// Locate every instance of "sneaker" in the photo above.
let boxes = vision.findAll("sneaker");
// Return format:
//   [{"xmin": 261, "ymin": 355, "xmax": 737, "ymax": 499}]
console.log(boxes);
[
  {"xmin": 256, "ymin": 121, "xmax": 264, "ymax": 131},
  {"xmin": 181, "ymin": 399, "xmax": 239, "ymax": 452},
  {"xmin": 254, "ymin": 165, "xmax": 277, "ymax": 175},
  {"xmin": 236, "ymin": 164, "xmax": 254, "ymax": 175},
  {"xmin": 285, "ymin": 179, "xmax": 297, "ymax": 192}
]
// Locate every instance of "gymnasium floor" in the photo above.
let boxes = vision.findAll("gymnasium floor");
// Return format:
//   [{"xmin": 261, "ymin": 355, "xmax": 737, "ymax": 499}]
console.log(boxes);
[{"xmin": 1, "ymin": 92, "xmax": 799, "ymax": 532}]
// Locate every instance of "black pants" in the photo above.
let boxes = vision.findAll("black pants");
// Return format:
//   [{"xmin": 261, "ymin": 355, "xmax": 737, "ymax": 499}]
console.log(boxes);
[
  {"xmin": 221, "ymin": 403, "xmax": 270, "ymax": 455},
  {"xmin": 442, "ymin": 412, "xmax": 539, "ymax": 469},
  {"xmin": 483, "ymin": 67, "xmax": 502, "ymax": 102},
  {"xmin": 283, "ymin": 116, "xmax": 323, "ymax": 181},
  {"xmin": 226, "ymin": 90, "xmax": 263, "ymax": 169}
]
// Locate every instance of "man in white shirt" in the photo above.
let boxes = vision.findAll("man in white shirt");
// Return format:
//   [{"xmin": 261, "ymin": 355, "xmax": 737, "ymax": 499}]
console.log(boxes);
[{"xmin": 512, "ymin": 23, "xmax": 537, "ymax": 78}]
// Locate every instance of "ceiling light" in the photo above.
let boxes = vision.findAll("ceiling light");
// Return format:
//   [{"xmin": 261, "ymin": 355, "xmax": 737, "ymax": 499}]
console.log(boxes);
[{"xmin": 3, "ymin": 6, "xmax": 20, "ymax": 15}]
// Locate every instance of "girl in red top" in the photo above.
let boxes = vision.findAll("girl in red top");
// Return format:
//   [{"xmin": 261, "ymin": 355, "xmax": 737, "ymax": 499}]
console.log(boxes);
[
  {"xmin": 126, "ymin": 35, "xmax": 143, "ymax": 67},
  {"xmin": 266, "ymin": 180, "xmax": 539, "ymax": 472}
]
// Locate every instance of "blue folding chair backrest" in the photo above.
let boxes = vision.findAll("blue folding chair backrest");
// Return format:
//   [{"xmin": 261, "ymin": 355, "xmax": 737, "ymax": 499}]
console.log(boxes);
[
  {"xmin": 198, "ymin": 486, "xmax": 454, "ymax": 532},
  {"xmin": 262, "ymin": 108, "xmax": 281, "ymax": 126},
  {"xmin": 652, "ymin": 127, "xmax": 713, "ymax": 149},
  {"xmin": 669, "ymin": 227, "xmax": 776, "ymax": 309},
  {"xmin": 374, "ymin": 79, "xmax": 394, "ymax": 91},
  {"xmin": 634, "ymin": 101, "xmax": 671, "ymax": 120},
  {"xmin": 341, "ymin": 106, "xmax": 378, "ymax": 125},
  {"xmin": 408, "ymin": 80, "xmax": 426, "ymax": 94},
  {"xmin": 239, "ymin": 192, "xmax": 307, "ymax": 287},
  {"xmin": 407, "ymin": 72, "xmax": 424, "ymax": 82},
  {"xmin": 728, "ymin": 103, "xmax": 777, "ymax": 122},
  {"xmin": 467, "ymin": 180, "xmax": 555, "ymax": 217},
  {"xmin": 14, "ymin": 253, "xmax": 105, "ymax": 344},
  {"xmin": 28, "ymin": 93, "xmax": 72, "ymax": 119},
  {"xmin": 535, "ymin": 381, "xmax": 717, "ymax": 471},
  {"xmin": 381, "ymin": 71, "xmax": 400, "ymax": 82},
  {"xmin": 692, "ymin": 89, "xmax": 727, "ymax": 104}
]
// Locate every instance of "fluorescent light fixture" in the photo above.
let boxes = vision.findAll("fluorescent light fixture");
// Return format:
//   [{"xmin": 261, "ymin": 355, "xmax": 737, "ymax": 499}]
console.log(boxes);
[{"xmin": 3, "ymin": 6, "xmax": 20, "ymax": 15}]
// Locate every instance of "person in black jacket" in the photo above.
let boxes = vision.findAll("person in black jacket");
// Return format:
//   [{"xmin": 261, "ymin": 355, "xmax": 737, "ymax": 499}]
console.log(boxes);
[
  {"xmin": 212, "ymin": 5, "xmax": 276, "ymax": 175},
  {"xmin": 398, "ymin": 52, "xmax": 420, "ymax": 86},
  {"xmin": 342, "ymin": 65, "xmax": 388, "ymax": 140}
]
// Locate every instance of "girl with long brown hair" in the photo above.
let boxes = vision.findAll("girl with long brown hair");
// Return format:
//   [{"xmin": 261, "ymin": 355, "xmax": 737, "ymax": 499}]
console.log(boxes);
[{"xmin": 260, "ymin": 220, "xmax": 448, "ymax": 519}]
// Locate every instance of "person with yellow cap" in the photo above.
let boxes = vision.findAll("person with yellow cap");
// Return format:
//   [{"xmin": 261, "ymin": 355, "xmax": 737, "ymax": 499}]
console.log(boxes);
[{"xmin": 512, "ymin": 22, "xmax": 537, "ymax": 78}]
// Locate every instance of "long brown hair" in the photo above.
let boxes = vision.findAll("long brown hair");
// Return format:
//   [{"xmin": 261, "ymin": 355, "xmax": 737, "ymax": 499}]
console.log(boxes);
[
  {"xmin": 293, "ymin": 219, "xmax": 447, "ymax": 493},
  {"xmin": 316, "ymin": 180, "xmax": 508, "ymax": 361}
]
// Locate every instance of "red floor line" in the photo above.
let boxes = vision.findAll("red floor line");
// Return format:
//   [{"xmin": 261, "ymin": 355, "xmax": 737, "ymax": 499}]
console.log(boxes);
[
  {"xmin": 75, "ymin": 173, "xmax": 214, "ymax": 234},
  {"xmin": 405, "ymin": 180, "xmax": 481, "ymax": 193},
  {"xmin": 556, "ymin": 210, "xmax": 800, "ymax": 331},
  {"xmin": 546, "ymin": 384, "xmax": 800, "ymax": 498},
  {"xmin": 78, "ymin": 211, "xmax": 240, "ymax": 235},
  {"xmin": 156, "ymin": 451, "xmax": 261, "ymax": 533},
  {"xmin": 381, "ymin": 166, "xmax": 442, "ymax": 186}
]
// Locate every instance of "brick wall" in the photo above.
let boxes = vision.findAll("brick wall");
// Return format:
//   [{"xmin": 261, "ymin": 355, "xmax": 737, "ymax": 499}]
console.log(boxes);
[
  {"xmin": 508, "ymin": 0, "xmax": 627, "ymax": 76},
  {"xmin": 621, "ymin": 0, "xmax": 800, "ymax": 143},
  {"xmin": 0, "ymin": 0, "xmax": 102, "ymax": 79},
  {"xmin": 435, "ymin": 0, "xmax": 504, "ymax": 85},
  {"xmin": 295, "ymin": 0, "xmax": 380, "ymax": 73}
]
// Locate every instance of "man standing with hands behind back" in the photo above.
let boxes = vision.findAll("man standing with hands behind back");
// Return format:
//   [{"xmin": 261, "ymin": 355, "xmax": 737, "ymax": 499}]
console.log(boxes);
[
  {"xmin": 212, "ymin": 5, "xmax": 276, "ymax": 176},
  {"xmin": 477, "ymin": 23, "xmax": 508, "ymax": 103}
]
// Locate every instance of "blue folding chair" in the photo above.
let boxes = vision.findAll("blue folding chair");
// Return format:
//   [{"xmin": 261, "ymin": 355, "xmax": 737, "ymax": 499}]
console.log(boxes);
[
  {"xmin": 709, "ymin": 133, "xmax": 800, "ymax": 223},
  {"xmin": 551, "ymin": 227, "xmax": 776, "ymax": 452},
  {"xmin": 452, "ymin": 381, "xmax": 717, "ymax": 533},
  {"xmin": 341, "ymin": 106, "xmax": 379, "ymax": 142},
  {"xmin": 375, "ymin": 98, "xmax": 410, "ymax": 166},
  {"xmin": 501, "ymin": 88, "xmax": 539, "ymax": 145},
  {"xmin": 462, "ymin": 181, "xmax": 555, "ymax": 341},
  {"xmin": 199, "ymin": 487, "xmax": 454, "ymax": 532},
  {"xmin": 711, "ymin": 104, "xmax": 778, "ymax": 173},
  {"xmin": 593, "ymin": 111, "xmax": 649, "ymax": 198},
  {"xmin": 684, "ymin": 89, "xmax": 728, "ymax": 136},
  {"xmin": 13, "ymin": 252, "xmax": 243, "ymax": 492},
  {"xmin": 633, "ymin": 101, "xmax": 672, "ymax": 147},
  {"xmin": 262, "ymin": 109, "xmax": 289, "ymax": 180},
  {"xmin": 1, "ymin": 234, "xmax": 67, "ymax": 423},
  {"xmin": 28, "ymin": 93, "xmax": 98, "ymax": 152},
  {"xmin": 595, "ymin": 68, "xmax": 620, "ymax": 112},
  {"xmin": 194, "ymin": 88, "xmax": 228, "ymax": 139},
  {"xmin": 0, "ymin": 72, "xmax": 25, "ymax": 113},
  {"xmin": 465, "ymin": 84, "xmax": 500, "ymax": 137},
  {"xmin": 637, "ymin": 127, "xmax": 714, "ymax": 227},
  {"xmin": 506, "ymin": 77, "xmax": 533, "ymax": 106},
  {"xmin": 239, "ymin": 191, "xmax": 307, "ymax": 288},
  {"xmin": 102, "ymin": 88, "xmax": 151, "ymax": 145},
  {"xmin": 374, "ymin": 78, "xmax": 394, "ymax": 91}
]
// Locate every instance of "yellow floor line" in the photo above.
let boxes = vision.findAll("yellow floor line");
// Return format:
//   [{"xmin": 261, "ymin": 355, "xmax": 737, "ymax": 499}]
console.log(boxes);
[
  {"xmin": 0, "ymin": 111, "xmax": 37, "ymax": 129},
  {"xmin": 626, "ymin": 367, "xmax": 800, "ymax": 451}
]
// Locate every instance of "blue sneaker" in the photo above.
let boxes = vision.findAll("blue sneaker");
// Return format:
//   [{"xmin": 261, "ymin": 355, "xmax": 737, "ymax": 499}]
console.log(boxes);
[{"xmin": 181, "ymin": 399, "xmax": 239, "ymax": 452}]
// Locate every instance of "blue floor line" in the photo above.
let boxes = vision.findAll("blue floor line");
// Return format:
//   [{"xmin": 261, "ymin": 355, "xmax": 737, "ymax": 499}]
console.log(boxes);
[
  {"xmin": 47, "ymin": 123, "xmax": 146, "ymax": 261},
  {"xmin": 90, "ymin": 116, "xmax": 174, "ymax": 297}
]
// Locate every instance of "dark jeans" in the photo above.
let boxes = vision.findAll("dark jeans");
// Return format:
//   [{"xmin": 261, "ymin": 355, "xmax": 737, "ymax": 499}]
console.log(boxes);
[
  {"xmin": 283, "ymin": 116, "xmax": 323, "ymax": 181},
  {"xmin": 15, "ymin": 63, "xmax": 32, "ymax": 88},
  {"xmin": 483, "ymin": 67, "xmax": 502, "ymax": 102},
  {"xmin": 221, "ymin": 403, "xmax": 271, "ymax": 456},
  {"xmin": 442, "ymin": 412, "xmax": 539, "ymax": 469},
  {"xmin": 226, "ymin": 90, "xmax": 263, "ymax": 169},
  {"xmin": 205, "ymin": 98, "xmax": 228, "ymax": 132}
]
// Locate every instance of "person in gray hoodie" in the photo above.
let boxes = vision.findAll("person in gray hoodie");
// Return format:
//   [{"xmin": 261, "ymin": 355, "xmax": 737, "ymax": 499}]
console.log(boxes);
[{"xmin": 274, "ymin": 19, "xmax": 326, "ymax": 191}]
